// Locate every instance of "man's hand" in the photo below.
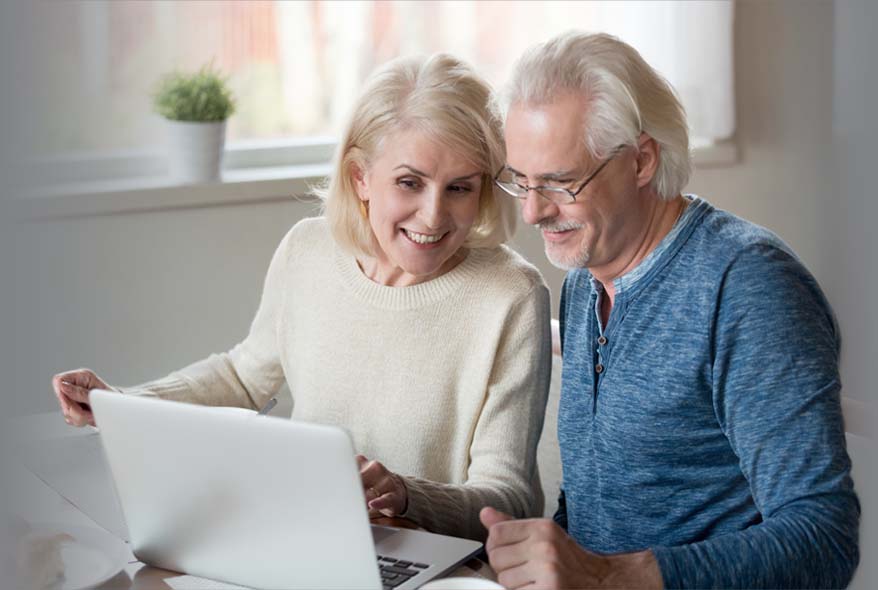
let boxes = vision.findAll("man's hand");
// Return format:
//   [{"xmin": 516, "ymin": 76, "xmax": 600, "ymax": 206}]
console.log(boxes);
[{"xmin": 480, "ymin": 507, "xmax": 662, "ymax": 590}]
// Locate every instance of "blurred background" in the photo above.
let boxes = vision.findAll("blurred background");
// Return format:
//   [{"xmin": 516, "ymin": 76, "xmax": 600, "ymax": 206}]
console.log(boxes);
[
  {"xmin": 1, "ymin": 1, "xmax": 875, "ymax": 586},
  {"xmin": 26, "ymin": 1, "xmax": 733, "ymax": 153}
]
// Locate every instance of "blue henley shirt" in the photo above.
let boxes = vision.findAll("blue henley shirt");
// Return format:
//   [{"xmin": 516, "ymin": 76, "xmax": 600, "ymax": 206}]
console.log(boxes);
[{"xmin": 556, "ymin": 196, "xmax": 860, "ymax": 588}]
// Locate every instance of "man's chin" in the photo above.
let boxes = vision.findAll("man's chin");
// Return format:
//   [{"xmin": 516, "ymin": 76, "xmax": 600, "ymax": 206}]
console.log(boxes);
[{"xmin": 545, "ymin": 244, "xmax": 590, "ymax": 271}]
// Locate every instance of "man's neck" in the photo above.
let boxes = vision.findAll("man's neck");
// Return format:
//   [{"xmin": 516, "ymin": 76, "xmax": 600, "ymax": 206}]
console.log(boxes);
[{"xmin": 594, "ymin": 194, "xmax": 687, "ymax": 315}]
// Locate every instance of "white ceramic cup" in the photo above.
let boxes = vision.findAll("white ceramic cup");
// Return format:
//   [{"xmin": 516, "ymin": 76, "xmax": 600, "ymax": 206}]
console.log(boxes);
[{"xmin": 419, "ymin": 577, "xmax": 505, "ymax": 590}]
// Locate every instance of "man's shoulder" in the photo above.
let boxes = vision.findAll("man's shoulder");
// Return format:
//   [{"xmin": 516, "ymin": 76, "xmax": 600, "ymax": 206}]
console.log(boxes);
[
  {"xmin": 686, "ymin": 203, "xmax": 828, "ymax": 315},
  {"xmin": 685, "ymin": 203, "xmax": 799, "ymax": 273}
]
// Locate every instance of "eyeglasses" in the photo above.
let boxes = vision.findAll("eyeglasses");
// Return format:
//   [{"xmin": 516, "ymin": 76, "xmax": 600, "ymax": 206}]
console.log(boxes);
[{"xmin": 493, "ymin": 145, "xmax": 628, "ymax": 205}]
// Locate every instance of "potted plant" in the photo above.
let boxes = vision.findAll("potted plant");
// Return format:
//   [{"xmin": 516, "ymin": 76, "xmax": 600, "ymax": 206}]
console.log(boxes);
[{"xmin": 153, "ymin": 63, "xmax": 236, "ymax": 183}]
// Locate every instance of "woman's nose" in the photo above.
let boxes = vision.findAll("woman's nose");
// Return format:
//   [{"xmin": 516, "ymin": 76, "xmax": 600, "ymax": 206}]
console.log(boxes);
[{"xmin": 418, "ymin": 189, "xmax": 446, "ymax": 228}]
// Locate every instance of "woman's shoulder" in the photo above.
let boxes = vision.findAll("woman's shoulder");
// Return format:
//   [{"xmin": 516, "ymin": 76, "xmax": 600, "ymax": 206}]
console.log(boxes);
[
  {"xmin": 263, "ymin": 217, "xmax": 335, "ymax": 278},
  {"xmin": 287, "ymin": 215, "xmax": 330, "ymax": 241},
  {"xmin": 470, "ymin": 245, "xmax": 548, "ymax": 299},
  {"xmin": 276, "ymin": 216, "xmax": 333, "ymax": 253}
]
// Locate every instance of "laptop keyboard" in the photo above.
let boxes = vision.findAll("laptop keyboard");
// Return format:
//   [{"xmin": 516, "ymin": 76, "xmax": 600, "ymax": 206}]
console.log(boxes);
[{"xmin": 377, "ymin": 555, "xmax": 431, "ymax": 589}]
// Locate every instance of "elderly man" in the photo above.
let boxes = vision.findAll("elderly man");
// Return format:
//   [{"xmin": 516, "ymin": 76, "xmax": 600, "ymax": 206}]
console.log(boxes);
[{"xmin": 480, "ymin": 32, "xmax": 860, "ymax": 589}]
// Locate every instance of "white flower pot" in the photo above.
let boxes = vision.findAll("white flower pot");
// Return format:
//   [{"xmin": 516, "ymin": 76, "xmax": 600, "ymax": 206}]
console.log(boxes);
[{"xmin": 165, "ymin": 119, "xmax": 227, "ymax": 184}]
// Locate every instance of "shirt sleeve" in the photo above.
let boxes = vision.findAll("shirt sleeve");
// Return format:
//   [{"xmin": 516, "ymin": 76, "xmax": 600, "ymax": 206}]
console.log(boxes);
[
  {"xmin": 653, "ymin": 243, "xmax": 860, "ymax": 589},
  {"xmin": 118, "ymin": 226, "xmax": 296, "ymax": 410},
  {"xmin": 401, "ymin": 284, "xmax": 553, "ymax": 541}
]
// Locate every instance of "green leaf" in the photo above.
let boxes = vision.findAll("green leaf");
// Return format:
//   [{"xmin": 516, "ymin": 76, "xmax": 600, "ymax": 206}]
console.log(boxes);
[{"xmin": 152, "ymin": 63, "xmax": 236, "ymax": 122}]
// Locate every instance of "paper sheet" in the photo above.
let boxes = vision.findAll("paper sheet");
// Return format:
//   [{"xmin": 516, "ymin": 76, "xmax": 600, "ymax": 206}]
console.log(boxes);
[{"xmin": 20, "ymin": 432, "xmax": 129, "ymax": 540}]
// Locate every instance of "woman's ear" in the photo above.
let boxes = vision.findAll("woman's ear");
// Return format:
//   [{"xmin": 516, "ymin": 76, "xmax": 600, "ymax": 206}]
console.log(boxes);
[
  {"xmin": 351, "ymin": 162, "xmax": 369, "ymax": 202},
  {"xmin": 635, "ymin": 133, "xmax": 660, "ymax": 190}
]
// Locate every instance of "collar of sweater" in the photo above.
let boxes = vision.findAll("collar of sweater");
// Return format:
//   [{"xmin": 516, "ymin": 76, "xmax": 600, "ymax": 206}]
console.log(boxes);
[{"xmin": 335, "ymin": 245, "xmax": 497, "ymax": 310}]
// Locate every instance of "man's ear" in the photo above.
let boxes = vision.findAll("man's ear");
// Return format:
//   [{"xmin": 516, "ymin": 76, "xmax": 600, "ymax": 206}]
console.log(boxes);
[
  {"xmin": 351, "ymin": 162, "xmax": 369, "ymax": 202},
  {"xmin": 635, "ymin": 133, "xmax": 660, "ymax": 190}
]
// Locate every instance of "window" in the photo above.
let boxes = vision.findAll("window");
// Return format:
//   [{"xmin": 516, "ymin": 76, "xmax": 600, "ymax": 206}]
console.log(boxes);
[{"xmin": 30, "ymin": 1, "xmax": 734, "ymax": 179}]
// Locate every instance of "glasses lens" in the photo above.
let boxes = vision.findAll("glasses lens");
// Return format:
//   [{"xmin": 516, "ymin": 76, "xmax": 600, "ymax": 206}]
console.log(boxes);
[
  {"xmin": 496, "ymin": 182, "xmax": 525, "ymax": 198},
  {"xmin": 494, "ymin": 170, "xmax": 526, "ymax": 198},
  {"xmin": 536, "ymin": 187, "xmax": 574, "ymax": 204},
  {"xmin": 494, "ymin": 169, "xmax": 575, "ymax": 203}
]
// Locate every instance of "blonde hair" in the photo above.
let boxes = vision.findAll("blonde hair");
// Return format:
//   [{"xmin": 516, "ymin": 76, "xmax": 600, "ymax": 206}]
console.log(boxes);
[
  {"xmin": 318, "ymin": 53, "xmax": 513, "ymax": 258},
  {"xmin": 504, "ymin": 32, "xmax": 692, "ymax": 200}
]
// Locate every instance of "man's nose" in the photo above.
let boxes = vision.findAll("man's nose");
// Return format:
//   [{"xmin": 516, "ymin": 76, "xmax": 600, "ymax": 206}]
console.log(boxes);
[{"xmin": 521, "ymin": 190, "xmax": 558, "ymax": 226}]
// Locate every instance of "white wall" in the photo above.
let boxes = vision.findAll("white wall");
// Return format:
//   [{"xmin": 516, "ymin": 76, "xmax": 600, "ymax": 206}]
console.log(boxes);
[
  {"xmin": 8, "ymin": 200, "xmax": 320, "ymax": 416},
  {"xmin": 831, "ymin": 0, "xmax": 877, "ymax": 587}
]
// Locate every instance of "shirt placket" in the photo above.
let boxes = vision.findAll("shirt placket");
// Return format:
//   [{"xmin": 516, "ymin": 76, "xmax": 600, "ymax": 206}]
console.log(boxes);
[{"xmin": 591, "ymin": 283, "xmax": 608, "ymax": 413}]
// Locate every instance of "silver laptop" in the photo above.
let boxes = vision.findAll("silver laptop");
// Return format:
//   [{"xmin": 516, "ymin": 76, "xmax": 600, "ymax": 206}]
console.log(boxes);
[{"xmin": 89, "ymin": 390, "xmax": 482, "ymax": 590}]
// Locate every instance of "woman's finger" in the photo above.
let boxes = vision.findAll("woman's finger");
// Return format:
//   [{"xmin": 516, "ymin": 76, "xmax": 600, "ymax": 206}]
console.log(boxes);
[
  {"xmin": 64, "ymin": 400, "xmax": 90, "ymax": 427},
  {"xmin": 57, "ymin": 369, "xmax": 108, "ymax": 391},
  {"xmin": 374, "ymin": 474, "xmax": 399, "ymax": 493},
  {"xmin": 52, "ymin": 383, "xmax": 73, "ymax": 414},
  {"xmin": 58, "ymin": 381, "xmax": 91, "ymax": 404},
  {"xmin": 56, "ymin": 387, "xmax": 95, "ymax": 427},
  {"xmin": 75, "ymin": 406, "xmax": 96, "ymax": 427},
  {"xmin": 359, "ymin": 459, "xmax": 387, "ymax": 487},
  {"xmin": 56, "ymin": 370, "xmax": 92, "ymax": 388},
  {"xmin": 369, "ymin": 492, "xmax": 402, "ymax": 516}
]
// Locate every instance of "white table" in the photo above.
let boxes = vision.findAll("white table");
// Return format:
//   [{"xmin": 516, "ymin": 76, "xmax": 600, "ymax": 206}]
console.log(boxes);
[{"xmin": 7, "ymin": 412, "xmax": 495, "ymax": 589}]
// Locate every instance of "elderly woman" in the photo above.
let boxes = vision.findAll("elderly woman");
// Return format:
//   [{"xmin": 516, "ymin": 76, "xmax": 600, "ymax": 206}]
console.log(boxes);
[{"xmin": 51, "ymin": 54, "xmax": 551, "ymax": 541}]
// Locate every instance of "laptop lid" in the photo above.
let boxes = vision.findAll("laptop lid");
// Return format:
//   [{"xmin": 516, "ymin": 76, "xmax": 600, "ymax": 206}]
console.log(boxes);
[
  {"xmin": 91, "ymin": 390, "xmax": 381, "ymax": 589},
  {"xmin": 90, "ymin": 391, "xmax": 483, "ymax": 590}
]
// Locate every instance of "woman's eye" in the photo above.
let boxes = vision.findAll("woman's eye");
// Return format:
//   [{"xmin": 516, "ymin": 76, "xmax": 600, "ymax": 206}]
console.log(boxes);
[
  {"xmin": 448, "ymin": 184, "xmax": 473, "ymax": 194},
  {"xmin": 397, "ymin": 178, "xmax": 421, "ymax": 190}
]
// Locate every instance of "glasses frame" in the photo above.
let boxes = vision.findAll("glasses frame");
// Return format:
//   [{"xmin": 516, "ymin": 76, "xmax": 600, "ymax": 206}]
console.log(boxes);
[{"xmin": 493, "ymin": 144, "xmax": 628, "ymax": 204}]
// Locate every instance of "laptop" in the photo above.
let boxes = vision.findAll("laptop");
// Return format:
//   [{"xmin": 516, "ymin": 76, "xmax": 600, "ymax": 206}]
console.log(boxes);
[{"xmin": 89, "ymin": 390, "xmax": 483, "ymax": 590}]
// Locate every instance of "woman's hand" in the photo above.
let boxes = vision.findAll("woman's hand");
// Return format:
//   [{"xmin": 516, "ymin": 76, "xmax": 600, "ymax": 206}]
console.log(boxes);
[
  {"xmin": 356, "ymin": 455, "xmax": 408, "ymax": 518},
  {"xmin": 51, "ymin": 369, "xmax": 111, "ymax": 427}
]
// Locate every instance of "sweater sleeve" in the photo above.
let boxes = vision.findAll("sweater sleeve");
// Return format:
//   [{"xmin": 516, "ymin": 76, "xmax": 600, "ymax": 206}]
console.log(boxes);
[
  {"xmin": 118, "ymin": 227, "xmax": 296, "ymax": 410},
  {"xmin": 653, "ymin": 244, "xmax": 860, "ymax": 589},
  {"xmin": 552, "ymin": 274, "xmax": 572, "ymax": 531},
  {"xmin": 400, "ymin": 284, "xmax": 553, "ymax": 541}
]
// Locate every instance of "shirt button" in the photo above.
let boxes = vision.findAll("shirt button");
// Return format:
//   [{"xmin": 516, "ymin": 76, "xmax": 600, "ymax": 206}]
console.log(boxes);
[
  {"xmin": 597, "ymin": 336, "xmax": 608, "ymax": 346},
  {"xmin": 595, "ymin": 363, "xmax": 604, "ymax": 374}
]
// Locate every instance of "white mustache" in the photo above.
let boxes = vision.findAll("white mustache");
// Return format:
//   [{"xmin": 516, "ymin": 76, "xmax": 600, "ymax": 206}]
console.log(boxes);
[{"xmin": 537, "ymin": 221, "xmax": 584, "ymax": 233}]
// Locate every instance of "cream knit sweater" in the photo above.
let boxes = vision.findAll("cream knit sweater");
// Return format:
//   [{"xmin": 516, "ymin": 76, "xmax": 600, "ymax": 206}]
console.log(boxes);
[{"xmin": 125, "ymin": 217, "xmax": 552, "ymax": 540}]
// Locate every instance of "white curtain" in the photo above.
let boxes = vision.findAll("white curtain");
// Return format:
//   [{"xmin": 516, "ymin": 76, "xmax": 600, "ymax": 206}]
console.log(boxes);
[
  {"xmin": 535, "ymin": 1, "xmax": 736, "ymax": 146},
  {"xmin": 293, "ymin": 0, "xmax": 738, "ymax": 146}
]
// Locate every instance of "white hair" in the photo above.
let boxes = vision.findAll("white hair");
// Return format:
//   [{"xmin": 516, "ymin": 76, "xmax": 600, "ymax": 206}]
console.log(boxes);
[{"xmin": 503, "ymin": 31, "xmax": 692, "ymax": 200}]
